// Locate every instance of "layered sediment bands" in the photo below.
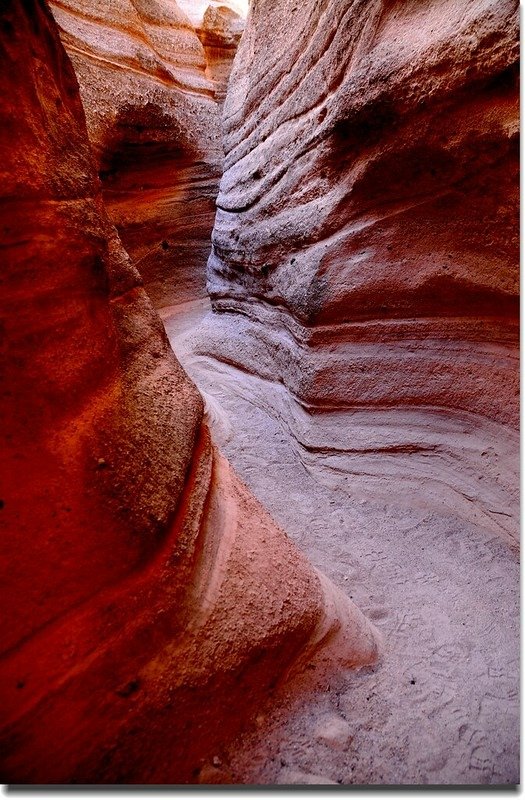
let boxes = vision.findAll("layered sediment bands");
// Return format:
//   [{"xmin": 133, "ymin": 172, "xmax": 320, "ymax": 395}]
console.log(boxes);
[
  {"xmin": 200, "ymin": 0, "xmax": 519, "ymax": 541},
  {"xmin": 49, "ymin": 0, "xmax": 242, "ymax": 307},
  {"xmin": 100, "ymin": 143, "xmax": 218, "ymax": 308},
  {"xmin": 0, "ymin": 0, "xmax": 378, "ymax": 782}
]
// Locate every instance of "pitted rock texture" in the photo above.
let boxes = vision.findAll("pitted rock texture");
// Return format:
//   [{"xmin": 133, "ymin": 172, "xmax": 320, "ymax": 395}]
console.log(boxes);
[
  {"xmin": 0, "ymin": 0, "xmax": 378, "ymax": 783},
  {"xmin": 199, "ymin": 0, "xmax": 519, "ymax": 541},
  {"xmin": 49, "ymin": 0, "xmax": 243, "ymax": 307}
]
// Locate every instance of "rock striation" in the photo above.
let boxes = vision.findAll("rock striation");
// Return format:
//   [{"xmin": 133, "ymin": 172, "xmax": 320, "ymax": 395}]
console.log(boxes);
[
  {"xmin": 49, "ymin": 0, "xmax": 244, "ymax": 308},
  {"xmin": 198, "ymin": 0, "xmax": 519, "ymax": 544},
  {"xmin": 0, "ymin": 0, "xmax": 377, "ymax": 783}
]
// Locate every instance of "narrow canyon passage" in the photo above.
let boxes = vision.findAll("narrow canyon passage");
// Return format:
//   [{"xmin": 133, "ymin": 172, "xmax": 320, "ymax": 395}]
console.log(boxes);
[
  {"xmin": 162, "ymin": 301, "xmax": 519, "ymax": 785},
  {"xmin": 101, "ymin": 144, "xmax": 217, "ymax": 306},
  {"xmin": 0, "ymin": 0, "xmax": 518, "ymax": 787},
  {"xmin": 48, "ymin": 0, "xmax": 245, "ymax": 309}
]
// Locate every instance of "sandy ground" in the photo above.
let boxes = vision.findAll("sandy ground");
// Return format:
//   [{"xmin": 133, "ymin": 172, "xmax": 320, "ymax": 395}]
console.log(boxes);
[{"xmin": 161, "ymin": 300, "xmax": 519, "ymax": 786}]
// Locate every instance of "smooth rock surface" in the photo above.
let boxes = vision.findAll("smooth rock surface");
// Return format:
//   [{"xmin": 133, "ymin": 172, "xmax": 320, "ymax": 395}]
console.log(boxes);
[{"xmin": 314, "ymin": 716, "xmax": 354, "ymax": 751}]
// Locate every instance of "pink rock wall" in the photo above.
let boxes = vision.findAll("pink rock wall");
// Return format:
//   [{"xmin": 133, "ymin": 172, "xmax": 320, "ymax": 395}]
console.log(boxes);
[{"xmin": 197, "ymin": 5, "xmax": 245, "ymax": 103}]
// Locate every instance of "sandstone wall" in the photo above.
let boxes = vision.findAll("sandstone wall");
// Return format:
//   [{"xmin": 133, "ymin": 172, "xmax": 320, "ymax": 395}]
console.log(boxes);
[
  {"xmin": 49, "ymin": 0, "xmax": 243, "ymax": 308},
  {"xmin": 197, "ymin": 5, "xmax": 245, "ymax": 104},
  {"xmin": 0, "ymin": 0, "xmax": 377, "ymax": 782},
  {"xmin": 196, "ymin": 0, "xmax": 519, "ymax": 543}
]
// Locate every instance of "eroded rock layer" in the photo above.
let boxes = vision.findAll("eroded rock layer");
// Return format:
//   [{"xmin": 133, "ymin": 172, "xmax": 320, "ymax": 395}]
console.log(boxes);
[
  {"xmin": 49, "ymin": 0, "xmax": 243, "ymax": 307},
  {"xmin": 197, "ymin": 5, "xmax": 245, "ymax": 104},
  {"xmin": 0, "ymin": 0, "xmax": 377, "ymax": 782},
  {"xmin": 199, "ymin": 0, "xmax": 519, "ymax": 542}
]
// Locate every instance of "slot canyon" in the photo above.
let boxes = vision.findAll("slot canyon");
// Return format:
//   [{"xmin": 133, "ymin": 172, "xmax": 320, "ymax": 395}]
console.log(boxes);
[{"xmin": 0, "ymin": 0, "xmax": 519, "ymax": 788}]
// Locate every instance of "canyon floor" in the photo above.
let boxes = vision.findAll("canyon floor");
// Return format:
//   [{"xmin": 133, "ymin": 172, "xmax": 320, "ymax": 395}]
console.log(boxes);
[{"xmin": 161, "ymin": 300, "xmax": 519, "ymax": 787}]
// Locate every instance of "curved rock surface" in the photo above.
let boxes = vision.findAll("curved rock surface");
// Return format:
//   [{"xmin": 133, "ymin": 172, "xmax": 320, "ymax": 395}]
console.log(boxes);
[
  {"xmin": 164, "ymin": 300, "xmax": 519, "ymax": 784},
  {"xmin": 198, "ymin": 0, "xmax": 519, "ymax": 543},
  {"xmin": 49, "ymin": 0, "xmax": 243, "ymax": 308},
  {"xmin": 197, "ymin": 5, "xmax": 245, "ymax": 104},
  {"xmin": 0, "ymin": 0, "xmax": 377, "ymax": 783}
]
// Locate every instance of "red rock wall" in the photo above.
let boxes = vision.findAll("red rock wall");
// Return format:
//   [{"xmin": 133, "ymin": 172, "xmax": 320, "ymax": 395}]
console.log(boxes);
[
  {"xmin": 0, "ymin": 0, "xmax": 377, "ymax": 782},
  {"xmin": 49, "ymin": 0, "xmax": 243, "ymax": 308}
]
